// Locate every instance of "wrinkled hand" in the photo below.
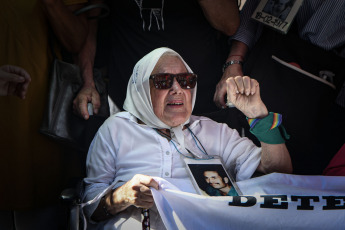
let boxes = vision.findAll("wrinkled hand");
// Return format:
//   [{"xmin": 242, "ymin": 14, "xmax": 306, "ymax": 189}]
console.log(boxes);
[
  {"xmin": 0, "ymin": 65, "xmax": 31, "ymax": 99},
  {"xmin": 214, "ymin": 64, "xmax": 243, "ymax": 108},
  {"xmin": 114, "ymin": 174, "xmax": 159, "ymax": 211},
  {"xmin": 226, "ymin": 76, "xmax": 268, "ymax": 119},
  {"xmin": 73, "ymin": 85, "xmax": 100, "ymax": 120}
]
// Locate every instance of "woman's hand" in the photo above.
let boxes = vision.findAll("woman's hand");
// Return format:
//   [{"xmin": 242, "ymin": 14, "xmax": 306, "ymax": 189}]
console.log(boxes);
[
  {"xmin": 92, "ymin": 174, "xmax": 159, "ymax": 221},
  {"xmin": 226, "ymin": 76, "xmax": 268, "ymax": 119},
  {"xmin": 113, "ymin": 174, "xmax": 159, "ymax": 211},
  {"xmin": 0, "ymin": 65, "xmax": 31, "ymax": 99}
]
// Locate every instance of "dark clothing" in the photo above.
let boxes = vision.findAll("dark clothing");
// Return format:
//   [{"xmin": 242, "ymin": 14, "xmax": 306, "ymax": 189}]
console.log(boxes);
[
  {"xmin": 105, "ymin": 0, "xmax": 229, "ymax": 114},
  {"xmin": 242, "ymin": 26, "xmax": 345, "ymax": 175},
  {"xmin": 205, "ymin": 185, "xmax": 238, "ymax": 196}
]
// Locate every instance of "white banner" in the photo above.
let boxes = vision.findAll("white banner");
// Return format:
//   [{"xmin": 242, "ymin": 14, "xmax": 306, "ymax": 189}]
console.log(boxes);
[{"xmin": 152, "ymin": 173, "xmax": 345, "ymax": 230}]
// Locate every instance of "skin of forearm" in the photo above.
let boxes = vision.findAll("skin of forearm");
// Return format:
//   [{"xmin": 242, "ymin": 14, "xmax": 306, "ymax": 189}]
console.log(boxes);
[
  {"xmin": 78, "ymin": 20, "xmax": 98, "ymax": 87},
  {"xmin": 259, "ymin": 143, "xmax": 293, "ymax": 174},
  {"xmin": 198, "ymin": 0, "xmax": 240, "ymax": 36},
  {"xmin": 91, "ymin": 188, "xmax": 130, "ymax": 222},
  {"xmin": 42, "ymin": 0, "xmax": 88, "ymax": 53},
  {"xmin": 226, "ymin": 40, "xmax": 249, "ymax": 62}
]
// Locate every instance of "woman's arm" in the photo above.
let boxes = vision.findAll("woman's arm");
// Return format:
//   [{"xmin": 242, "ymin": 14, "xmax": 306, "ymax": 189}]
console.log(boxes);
[
  {"xmin": 225, "ymin": 76, "xmax": 293, "ymax": 175},
  {"xmin": 257, "ymin": 143, "xmax": 292, "ymax": 174}
]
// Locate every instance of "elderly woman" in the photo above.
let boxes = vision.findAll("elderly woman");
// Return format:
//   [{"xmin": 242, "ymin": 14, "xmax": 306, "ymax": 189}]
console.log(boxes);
[{"xmin": 83, "ymin": 47, "xmax": 292, "ymax": 229}]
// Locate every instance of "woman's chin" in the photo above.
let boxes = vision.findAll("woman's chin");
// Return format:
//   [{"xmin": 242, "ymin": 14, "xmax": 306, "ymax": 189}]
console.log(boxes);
[{"xmin": 162, "ymin": 115, "xmax": 190, "ymax": 127}]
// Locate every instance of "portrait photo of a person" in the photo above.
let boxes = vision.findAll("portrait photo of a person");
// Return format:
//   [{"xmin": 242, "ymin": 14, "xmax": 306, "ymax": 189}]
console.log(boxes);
[
  {"xmin": 187, "ymin": 163, "xmax": 239, "ymax": 197},
  {"xmin": 263, "ymin": 0, "xmax": 295, "ymax": 20},
  {"xmin": 204, "ymin": 169, "xmax": 238, "ymax": 196}
]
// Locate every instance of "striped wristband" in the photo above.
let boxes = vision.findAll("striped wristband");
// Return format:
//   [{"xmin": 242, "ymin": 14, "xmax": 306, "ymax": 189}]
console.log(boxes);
[{"xmin": 247, "ymin": 112, "xmax": 290, "ymax": 144}]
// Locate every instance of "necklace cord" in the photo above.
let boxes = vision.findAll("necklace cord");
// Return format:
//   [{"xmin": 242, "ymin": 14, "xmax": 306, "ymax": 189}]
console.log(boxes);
[{"xmin": 154, "ymin": 127, "xmax": 210, "ymax": 159}]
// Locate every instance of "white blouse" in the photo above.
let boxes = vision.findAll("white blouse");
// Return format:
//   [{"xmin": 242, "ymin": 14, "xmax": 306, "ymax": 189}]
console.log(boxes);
[{"xmin": 83, "ymin": 112, "xmax": 261, "ymax": 229}]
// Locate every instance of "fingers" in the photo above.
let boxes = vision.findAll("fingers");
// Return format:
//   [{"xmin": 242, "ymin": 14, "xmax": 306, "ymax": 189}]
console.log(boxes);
[
  {"xmin": 226, "ymin": 76, "xmax": 268, "ymax": 118},
  {"xmin": 91, "ymin": 91, "xmax": 101, "ymax": 114},
  {"xmin": 214, "ymin": 66, "xmax": 244, "ymax": 108},
  {"xmin": 2, "ymin": 65, "xmax": 31, "ymax": 81},
  {"xmin": 80, "ymin": 99, "xmax": 89, "ymax": 120},
  {"xmin": 214, "ymin": 74, "xmax": 231, "ymax": 108},
  {"xmin": 250, "ymin": 78, "xmax": 259, "ymax": 95},
  {"xmin": 19, "ymin": 77, "xmax": 31, "ymax": 99},
  {"xmin": 226, "ymin": 77, "xmax": 237, "ymax": 104},
  {"xmin": 125, "ymin": 174, "xmax": 159, "ymax": 208},
  {"xmin": 16, "ymin": 73, "xmax": 31, "ymax": 99},
  {"xmin": 213, "ymin": 85, "xmax": 227, "ymax": 108},
  {"xmin": 73, "ymin": 86, "xmax": 101, "ymax": 120},
  {"xmin": 138, "ymin": 175, "xmax": 159, "ymax": 190},
  {"xmin": 227, "ymin": 76, "xmax": 258, "ymax": 97},
  {"xmin": 0, "ymin": 65, "xmax": 31, "ymax": 99},
  {"xmin": 73, "ymin": 95, "xmax": 89, "ymax": 120},
  {"xmin": 7, "ymin": 65, "xmax": 31, "ymax": 82},
  {"xmin": 233, "ymin": 76, "xmax": 248, "ymax": 95},
  {"xmin": 1, "ymin": 72, "xmax": 25, "ymax": 83}
]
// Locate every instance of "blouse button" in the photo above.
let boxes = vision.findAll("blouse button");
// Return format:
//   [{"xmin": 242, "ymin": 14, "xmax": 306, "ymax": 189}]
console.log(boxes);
[
  {"xmin": 166, "ymin": 151, "xmax": 170, "ymax": 155},
  {"xmin": 165, "ymin": 172, "xmax": 170, "ymax": 176}
]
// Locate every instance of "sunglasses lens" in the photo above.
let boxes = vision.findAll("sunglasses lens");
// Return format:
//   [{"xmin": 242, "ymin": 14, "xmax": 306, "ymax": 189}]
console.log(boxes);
[
  {"xmin": 176, "ymin": 73, "xmax": 197, "ymax": 89},
  {"xmin": 151, "ymin": 73, "xmax": 197, "ymax": 89},
  {"xmin": 152, "ymin": 74, "xmax": 173, "ymax": 89}
]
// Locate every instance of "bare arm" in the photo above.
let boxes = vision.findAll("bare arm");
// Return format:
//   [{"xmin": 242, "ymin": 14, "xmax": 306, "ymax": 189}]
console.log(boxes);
[
  {"xmin": 41, "ymin": 0, "xmax": 88, "ymax": 54},
  {"xmin": 197, "ymin": 0, "xmax": 240, "ymax": 36},
  {"xmin": 91, "ymin": 175, "xmax": 159, "ymax": 221},
  {"xmin": 257, "ymin": 143, "xmax": 292, "ymax": 174},
  {"xmin": 226, "ymin": 76, "xmax": 293, "ymax": 175},
  {"xmin": 73, "ymin": 1, "xmax": 103, "ymax": 119},
  {"xmin": 214, "ymin": 40, "xmax": 248, "ymax": 108}
]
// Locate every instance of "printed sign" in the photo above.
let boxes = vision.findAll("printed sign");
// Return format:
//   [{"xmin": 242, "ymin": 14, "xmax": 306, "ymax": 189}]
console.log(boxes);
[{"xmin": 251, "ymin": 0, "xmax": 303, "ymax": 34}]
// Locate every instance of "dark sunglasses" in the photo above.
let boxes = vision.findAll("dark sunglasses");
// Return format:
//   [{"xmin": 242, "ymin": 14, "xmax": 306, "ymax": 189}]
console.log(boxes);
[{"xmin": 150, "ymin": 73, "xmax": 197, "ymax": 89}]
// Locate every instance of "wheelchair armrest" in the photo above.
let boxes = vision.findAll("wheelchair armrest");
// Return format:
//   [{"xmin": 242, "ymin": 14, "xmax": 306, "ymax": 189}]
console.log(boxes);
[{"xmin": 61, "ymin": 188, "xmax": 80, "ymax": 204}]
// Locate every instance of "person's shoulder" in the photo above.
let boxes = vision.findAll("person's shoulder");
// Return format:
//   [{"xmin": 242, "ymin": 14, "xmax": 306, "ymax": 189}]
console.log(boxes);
[{"xmin": 100, "ymin": 111, "xmax": 136, "ymax": 131}]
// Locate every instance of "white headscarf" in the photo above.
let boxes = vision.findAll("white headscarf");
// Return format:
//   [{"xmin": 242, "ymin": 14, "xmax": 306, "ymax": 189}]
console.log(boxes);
[{"xmin": 123, "ymin": 47, "xmax": 197, "ymax": 152}]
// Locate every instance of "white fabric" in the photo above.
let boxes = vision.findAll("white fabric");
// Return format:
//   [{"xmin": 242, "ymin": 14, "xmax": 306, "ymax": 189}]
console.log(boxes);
[
  {"xmin": 108, "ymin": 95, "xmax": 121, "ymax": 115},
  {"xmin": 83, "ymin": 111, "xmax": 262, "ymax": 229},
  {"xmin": 123, "ymin": 47, "xmax": 197, "ymax": 152},
  {"xmin": 151, "ymin": 173, "xmax": 345, "ymax": 230}
]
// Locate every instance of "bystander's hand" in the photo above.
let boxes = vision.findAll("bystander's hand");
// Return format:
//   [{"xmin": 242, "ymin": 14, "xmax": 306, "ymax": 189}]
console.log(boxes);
[
  {"xmin": 0, "ymin": 65, "xmax": 31, "ymax": 99},
  {"xmin": 213, "ymin": 63, "xmax": 243, "ymax": 108},
  {"xmin": 73, "ymin": 84, "xmax": 101, "ymax": 120}
]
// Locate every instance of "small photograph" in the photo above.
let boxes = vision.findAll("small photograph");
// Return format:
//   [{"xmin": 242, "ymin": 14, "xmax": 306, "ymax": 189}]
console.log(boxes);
[
  {"xmin": 187, "ymin": 163, "xmax": 240, "ymax": 197},
  {"xmin": 251, "ymin": 0, "xmax": 303, "ymax": 34},
  {"xmin": 262, "ymin": 0, "xmax": 295, "ymax": 21}
]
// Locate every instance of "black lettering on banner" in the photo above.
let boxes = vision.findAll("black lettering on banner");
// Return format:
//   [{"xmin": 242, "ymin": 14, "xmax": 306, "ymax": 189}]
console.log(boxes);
[
  {"xmin": 291, "ymin": 196, "xmax": 319, "ymax": 210},
  {"xmin": 323, "ymin": 196, "xmax": 345, "ymax": 210},
  {"xmin": 228, "ymin": 196, "xmax": 256, "ymax": 207},
  {"xmin": 260, "ymin": 195, "xmax": 288, "ymax": 209}
]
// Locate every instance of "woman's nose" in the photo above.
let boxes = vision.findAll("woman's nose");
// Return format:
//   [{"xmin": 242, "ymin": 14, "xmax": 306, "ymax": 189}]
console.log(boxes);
[{"xmin": 170, "ymin": 78, "xmax": 183, "ymax": 93}]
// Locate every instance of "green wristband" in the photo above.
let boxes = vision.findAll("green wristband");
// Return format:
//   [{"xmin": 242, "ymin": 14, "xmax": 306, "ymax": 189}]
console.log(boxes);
[{"xmin": 247, "ymin": 112, "xmax": 290, "ymax": 144}]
